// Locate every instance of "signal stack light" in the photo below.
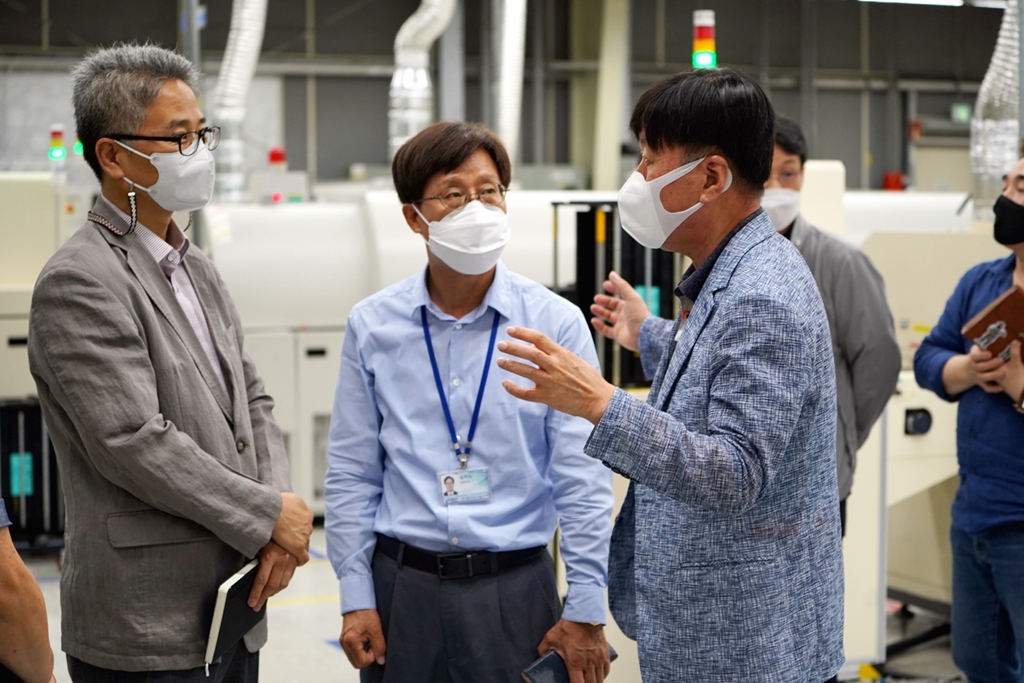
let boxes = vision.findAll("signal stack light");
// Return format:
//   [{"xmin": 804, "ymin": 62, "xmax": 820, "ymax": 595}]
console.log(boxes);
[
  {"xmin": 692, "ymin": 10, "xmax": 717, "ymax": 69},
  {"xmin": 48, "ymin": 126, "xmax": 67, "ymax": 161}
]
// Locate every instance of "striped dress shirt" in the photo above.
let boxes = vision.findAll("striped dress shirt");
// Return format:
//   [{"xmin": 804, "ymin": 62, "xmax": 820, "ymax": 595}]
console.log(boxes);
[{"xmin": 100, "ymin": 196, "xmax": 228, "ymax": 395}]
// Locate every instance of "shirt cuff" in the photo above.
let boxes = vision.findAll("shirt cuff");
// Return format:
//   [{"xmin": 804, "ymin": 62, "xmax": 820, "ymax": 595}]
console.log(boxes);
[
  {"xmin": 340, "ymin": 574, "xmax": 376, "ymax": 615},
  {"xmin": 561, "ymin": 583, "xmax": 608, "ymax": 625},
  {"xmin": 917, "ymin": 348, "xmax": 958, "ymax": 402}
]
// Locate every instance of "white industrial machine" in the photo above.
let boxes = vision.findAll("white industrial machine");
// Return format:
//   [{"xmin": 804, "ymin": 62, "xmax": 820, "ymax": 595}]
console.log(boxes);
[
  {"xmin": 204, "ymin": 168, "xmax": 999, "ymax": 681},
  {"xmin": 0, "ymin": 156, "xmax": 1006, "ymax": 681},
  {"xmin": 0, "ymin": 172, "xmax": 64, "ymax": 401},
  {"xmin": 861, "ymin": 227, "xmax": 1007, "ymax": 646}
]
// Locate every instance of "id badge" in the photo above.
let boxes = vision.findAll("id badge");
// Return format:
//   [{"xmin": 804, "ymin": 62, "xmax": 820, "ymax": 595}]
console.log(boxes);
[{"xmin": 438, "ymin": 468, "xmax": 492, "ymax": 505}]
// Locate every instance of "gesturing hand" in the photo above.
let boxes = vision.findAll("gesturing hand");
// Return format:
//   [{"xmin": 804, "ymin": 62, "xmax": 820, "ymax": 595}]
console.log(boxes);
[
  {"xmin": 590, "ymin": 271, "xmax": 651, "ymax": 353},
  {"xmin": 340, "ymin": 609, "xmax": 387, "ymax": 669},
  {"xmin": 497, "ymin": 326, "xmax": 615, "ymax": 425},
  {"xmin": 538, "ymin": 620, "xmax": 611, "ymax": 683}
]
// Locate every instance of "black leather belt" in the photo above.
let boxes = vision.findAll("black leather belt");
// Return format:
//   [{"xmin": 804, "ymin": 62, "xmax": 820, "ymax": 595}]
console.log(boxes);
[{"xmin": 375, "ymin": 534, "xmax": 545, "ymax": 580}]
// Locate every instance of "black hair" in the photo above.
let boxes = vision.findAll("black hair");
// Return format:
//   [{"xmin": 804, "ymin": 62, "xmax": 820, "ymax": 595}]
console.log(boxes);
[
  {"xmin": 629, "ymin": 67, "xmax": 775, "ymax": 193},
  {"xmin": 774, "ymin": 116, "xmax": 808, "ymax": 166},
  {"xmin": 443, "ymin": 476, "xmax": 455, "ymax": 484}
]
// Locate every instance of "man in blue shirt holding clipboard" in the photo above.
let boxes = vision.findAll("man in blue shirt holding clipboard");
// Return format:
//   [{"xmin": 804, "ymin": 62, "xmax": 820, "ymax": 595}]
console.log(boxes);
[
  {"xmin": 914, "ymin": 156, "xmax": 1024, "ymax": 682},
  {"xmin": 324, "ymin": 122, "xmax": 614, "ymax": 683}
]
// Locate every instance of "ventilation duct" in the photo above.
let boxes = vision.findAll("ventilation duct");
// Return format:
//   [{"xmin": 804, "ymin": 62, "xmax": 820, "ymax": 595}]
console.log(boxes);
[
  {"xmin": 213, "ymin": 0, "xmax": 268, "ymax": 202},
  {"xmin": 493, "ymin": 0, "xmax": 528, "ymax": 166},
  {"xmin": 389, "ymin": 0, "xmax": 458, "ymax": 160},
  {"xmin": 970, "ymin": 0, "xmax": 1018, "ymax": 221}
]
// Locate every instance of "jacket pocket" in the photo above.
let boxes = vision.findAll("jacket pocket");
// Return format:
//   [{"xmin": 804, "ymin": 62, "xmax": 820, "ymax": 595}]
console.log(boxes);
[{"xmin": 106, "ymin": 509, "xmax": 214, "ymax": 548}]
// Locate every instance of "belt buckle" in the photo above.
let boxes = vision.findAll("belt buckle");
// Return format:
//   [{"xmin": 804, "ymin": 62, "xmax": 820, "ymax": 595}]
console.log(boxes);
[{"xmin": 437, "ymin": 552, "xmax": 475, "ymax": 579}]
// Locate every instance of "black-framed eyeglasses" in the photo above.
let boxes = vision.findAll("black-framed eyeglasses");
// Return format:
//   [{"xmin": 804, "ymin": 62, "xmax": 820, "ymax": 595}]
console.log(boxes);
[
  {"xmin": 107, "ymin": 126, "xmax": 221, "ymax": 156},
  {"xmin": 414, "ymin": 184, "xmax": 508, "ymax": 211}
]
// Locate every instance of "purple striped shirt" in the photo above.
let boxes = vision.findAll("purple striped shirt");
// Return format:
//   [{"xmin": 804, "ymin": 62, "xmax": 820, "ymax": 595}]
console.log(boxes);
[{"xmin": 100, "ymin": 196, "xmax": 228, "ymax": 396}]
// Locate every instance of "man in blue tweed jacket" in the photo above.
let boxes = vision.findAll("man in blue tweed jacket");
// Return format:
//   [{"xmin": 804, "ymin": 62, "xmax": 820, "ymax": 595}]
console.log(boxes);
[{"xmin": 497, "ymin": 68, "xmax": 844, "ymax": 682}]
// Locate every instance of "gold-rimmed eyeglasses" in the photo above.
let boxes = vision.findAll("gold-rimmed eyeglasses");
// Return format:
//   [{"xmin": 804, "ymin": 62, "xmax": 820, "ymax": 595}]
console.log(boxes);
[{"xmin": 414, "ymin": 185, "xmax": 508, "ymax": 210}]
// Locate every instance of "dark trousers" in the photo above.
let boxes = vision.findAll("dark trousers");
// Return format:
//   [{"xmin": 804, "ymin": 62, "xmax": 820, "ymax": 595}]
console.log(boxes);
[
  {"xmin": 67, "ymin": 643, "xmax": 258, "ymax": 683},
  {"xmin": 361, "ymin": 546, "xmax": 562, "ymax": 683}
]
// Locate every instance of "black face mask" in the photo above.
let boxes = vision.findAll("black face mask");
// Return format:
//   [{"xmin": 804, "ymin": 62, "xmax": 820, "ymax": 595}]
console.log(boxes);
[{"xmin": 993, "ymin": 195, "xmax": 1024, "ymax": 246}]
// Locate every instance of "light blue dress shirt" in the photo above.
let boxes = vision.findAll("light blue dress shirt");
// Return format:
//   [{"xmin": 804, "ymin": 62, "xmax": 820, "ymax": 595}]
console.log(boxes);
[{"xmin": 325, "ymin": 261, "xmax": 614, "ymax": 624}]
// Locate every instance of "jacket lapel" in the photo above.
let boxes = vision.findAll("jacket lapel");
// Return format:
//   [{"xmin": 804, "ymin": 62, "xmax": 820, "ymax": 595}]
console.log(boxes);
[
  {"xmin": 654, "ymin": 212, "xmax": 777, "ymax": 410},
  {"xmin": 89, "ymin": 200, "xmax": 234, "ymax": 424},
  {"xmin": 186, "ymin": 258, "xmax": 246, "ymax": 425},
  {"xmin": 646, "ymin": 316, "xmax": 681, "ymax": 406},
  {"xmin": 655, "ymin": 295, "xmax": 715, "ymax": 410}
]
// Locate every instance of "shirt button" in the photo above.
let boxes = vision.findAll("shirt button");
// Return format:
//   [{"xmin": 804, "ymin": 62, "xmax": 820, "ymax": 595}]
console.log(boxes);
[
  {"xmin": 236, "ymin": 440, "xmax": 246, "ymax": 452},
  {"xmin": 455, "ymin": 323, "xmax": 463, "ymax": 330},
  {"xmin": 451, "ymin": 537, "xmax": 459, "ymax": 545},
  {"xmin": 452, "ymin": 378, "xmax": 461, "ymax": 387}
]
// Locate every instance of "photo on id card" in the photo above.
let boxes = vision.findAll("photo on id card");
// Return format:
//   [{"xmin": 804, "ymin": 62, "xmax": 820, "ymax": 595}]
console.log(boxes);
[{"xmin": 438, "ymin": 468, "xmax": 491, "ymax": 505}]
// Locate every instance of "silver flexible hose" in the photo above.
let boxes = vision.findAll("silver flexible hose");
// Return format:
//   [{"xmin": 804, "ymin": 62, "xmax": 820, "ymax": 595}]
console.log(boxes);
[{"xmin": 213, "ymin": 0, "xmax": 268, "ymax": 202}]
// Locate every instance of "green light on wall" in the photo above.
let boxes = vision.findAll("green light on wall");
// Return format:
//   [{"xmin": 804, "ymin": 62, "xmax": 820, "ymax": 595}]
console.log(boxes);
[
  {"xmin": 692, "ymin": 51, "xmax": 717, "ymax": 69},
  {"xmin": 74, "ymin": 140, "xmax": 84, "ymax": 155}
]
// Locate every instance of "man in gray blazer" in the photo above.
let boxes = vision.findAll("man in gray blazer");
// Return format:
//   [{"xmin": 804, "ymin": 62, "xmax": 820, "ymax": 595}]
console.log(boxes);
[
  {"xmin": 497, "ymin": 68, "xmax": 844, "ymax": 682},
  {"xmin": 27, "ymin": 44, "xmax": 313, "ymax": 681},
  {"xmin": 763, "ymin": 116, "xmax": 901, "ymax": 535}
]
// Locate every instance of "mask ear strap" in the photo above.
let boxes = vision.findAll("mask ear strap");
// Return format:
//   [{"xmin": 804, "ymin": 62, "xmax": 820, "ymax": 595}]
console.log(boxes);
[
  {"xmin": 183, "ymin": 211, "xmax": 193, "ymax": 233},
  {"xmin": 412, "ymin": 205, "xmax": 431, "ymax": 230},
  {"xmin": 126, "ymin": 181, "xmax": 138, "ymax": 234}
]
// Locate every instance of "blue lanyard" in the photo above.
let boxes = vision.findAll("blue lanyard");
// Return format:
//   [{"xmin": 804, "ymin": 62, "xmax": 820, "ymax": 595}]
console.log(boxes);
[{"xmin": 421, "ymin": 306, "xmax": 502, "ymax": 469}]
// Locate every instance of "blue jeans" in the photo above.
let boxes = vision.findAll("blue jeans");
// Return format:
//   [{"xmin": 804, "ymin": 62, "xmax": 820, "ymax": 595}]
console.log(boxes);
[{"xmin": 951, "ymin": 525, "xmax": 1024, "ymax": 683}]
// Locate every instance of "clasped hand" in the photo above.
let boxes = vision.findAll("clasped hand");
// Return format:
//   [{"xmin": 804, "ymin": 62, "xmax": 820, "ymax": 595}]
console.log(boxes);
[
  {"xmin": 963, "ymin": 341, "xmax": 1024, "ymax": 399},
  {"xmin": 246, "ymin": 492, "xmax": 314, "ymax": 610}
]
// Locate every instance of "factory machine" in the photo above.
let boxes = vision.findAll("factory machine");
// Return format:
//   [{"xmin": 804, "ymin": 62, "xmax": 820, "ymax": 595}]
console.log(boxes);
[
  {"xmin": 0, "ymin": 171, "xmax": 67, "ymax": 548},
  {"xmin": 0, "ymin": 156, "xmax": 1006, "ymax": 679}
]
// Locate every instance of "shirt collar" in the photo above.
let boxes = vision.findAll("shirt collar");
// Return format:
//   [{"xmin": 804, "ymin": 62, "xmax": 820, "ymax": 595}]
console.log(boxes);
[
  {"xmin": 675, "ymin": 209, "xmax": 761, "ymax": 303},
  {"xmin": 99, "ymin": 194, "xmax": 190, "ymax": 279},
  {"xmin": 412, "ymin": 260, "xmax": 514, "ymax": 323}
]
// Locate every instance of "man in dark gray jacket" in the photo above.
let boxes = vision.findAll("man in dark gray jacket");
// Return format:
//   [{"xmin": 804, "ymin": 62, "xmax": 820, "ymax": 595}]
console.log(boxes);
[{"xmin": 762, "ymin": 116, "xmax": 901, "ymax": 534}]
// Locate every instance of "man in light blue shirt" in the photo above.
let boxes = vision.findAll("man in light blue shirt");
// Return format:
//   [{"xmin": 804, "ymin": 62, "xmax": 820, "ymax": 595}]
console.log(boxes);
[{"xmin": 325, "ymin": 122, "xmax": 614, "ymax": 683}]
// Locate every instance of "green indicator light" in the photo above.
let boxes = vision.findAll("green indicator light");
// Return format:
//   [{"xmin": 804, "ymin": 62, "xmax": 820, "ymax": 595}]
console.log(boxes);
[
  {"xmin": 693, "ymin": 51, "xmax": 717, "ymax": 69},
  {"xmin": 49, "ymin": 146, "xmax": 67, "ymax": 161},
  {"xmin": 74, "ymin": 140, "xmax": 84, "ymax": 155}
]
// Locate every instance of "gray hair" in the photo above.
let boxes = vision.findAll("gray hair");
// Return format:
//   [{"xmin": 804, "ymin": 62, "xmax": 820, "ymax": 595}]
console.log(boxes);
[{"xmin": 72, "ymin": 43, "xmax": 199, "ymax": 180}]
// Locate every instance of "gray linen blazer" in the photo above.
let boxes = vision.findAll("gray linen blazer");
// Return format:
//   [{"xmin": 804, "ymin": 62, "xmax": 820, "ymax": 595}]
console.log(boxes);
[
  {"xmin": 789, "ymin": 215, "xmax": 900, "ymax": 500},
  {"xmin": 587, "ymin": 211, "xmax": 845, "ymax": 682},
  {"xmin": 28, "ymin": 199, "xmax": 290, "ymax": 671}
]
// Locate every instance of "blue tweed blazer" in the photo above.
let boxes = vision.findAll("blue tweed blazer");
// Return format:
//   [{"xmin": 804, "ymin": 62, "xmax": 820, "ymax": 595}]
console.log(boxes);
[{"xmin": 585, "ymin": 211, "xmax": 844, "ymax": 682}]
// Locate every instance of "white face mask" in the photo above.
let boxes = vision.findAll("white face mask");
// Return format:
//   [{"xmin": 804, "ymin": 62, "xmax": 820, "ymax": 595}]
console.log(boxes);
[
  {"xmin": 761, "ymin": 188, "xmax": 801, "ymax": 232},
  {"xmin": 116, "ymin": 139, "xmax": 216, "ymax": 212},
  {"xmin": 414, "ymin": 200, "xmax": 511, "ymax": 275},
  {"xmin": 616, "ymin": 157, "xmax": 733, "ymax": 249}
]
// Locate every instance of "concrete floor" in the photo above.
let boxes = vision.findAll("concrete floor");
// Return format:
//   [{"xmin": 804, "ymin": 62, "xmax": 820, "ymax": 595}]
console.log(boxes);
[
  {"xmin": 26, "ymin": 527, "xmax": 966, "ymax": 683},
  {"xmin": 881, "ymin": 605, "xmax": 964, "ymax": 683}
]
